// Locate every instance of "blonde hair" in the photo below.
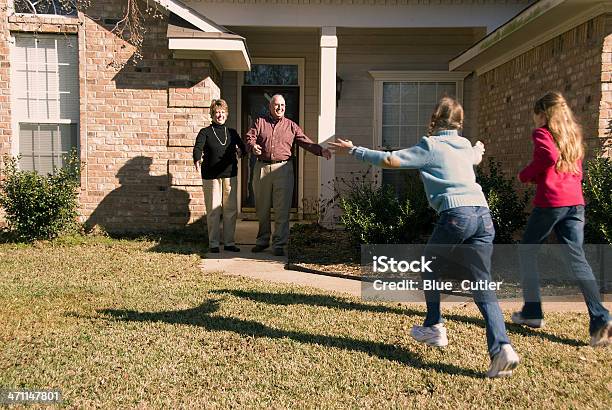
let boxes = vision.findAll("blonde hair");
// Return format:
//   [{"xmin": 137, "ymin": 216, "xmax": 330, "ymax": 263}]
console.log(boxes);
[
  {"xmin": 427, "ymin": 96, "xmax": 464, "ymax": 136},
  {"xmin": 209, "ymin": 99, "xmax": 229, "ymax": 118},
  {"xmin": 534, "ymin": 92, "xmax": 584, "ymax": 174}
]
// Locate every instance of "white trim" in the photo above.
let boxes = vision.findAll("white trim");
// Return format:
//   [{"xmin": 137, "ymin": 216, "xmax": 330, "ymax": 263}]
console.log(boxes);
[
  {"xmin": 9, "ymin": 32, "xmax": 18, "ymax": 158},
  {"xmin": 318, "ymin": 26, "xmax": 337, "ymax": 226},
  {"xmin": 155, "ymin": 0, "xmax": 224, "ymax": 33},
  {"xmin": 169, "ymin": 38, "xmax": 245, "ymax": 51},
  {"xmin": 236, "ymin": 58, "xmax": 306, "ymax": 218},
  {"xmin": 11, "ymin": 12, "xmax": 78, "ymax": 19},
  {"xmin": 81, "ymin": 9, "xmax": 88, "ymax": 188},
  {"xmin": 18, "ymin": 119, "xmax": 77, "ymax": 124},
  {"xmin": 369, "ymin": 71, "xmax": 471, "ymax": 82},
  {"xmin": 168, "ymin": 38, "xmax": 251, "ymax": 71},
  {"xmin": 369, "ymin": 71, "xmax": 467, "ymax": 186},
  {"xmin": 472, "ymin": 3, "xmax": 608, "ymax": 75}
]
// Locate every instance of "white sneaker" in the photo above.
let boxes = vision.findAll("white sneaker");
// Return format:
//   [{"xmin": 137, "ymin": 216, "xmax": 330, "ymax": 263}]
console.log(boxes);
[
  {"xmin": 511, "ymin": 311, "xmax": 545, "ymax": 329},
  {"xmin": 410, "ymin": 323, "xmax": 448, "ymax": 347},
  {"xmin": 590, "ymin": 320, "xmax": 612, "ymax": 347},
  {"xmin": 487, "ymin": 344, "xmax": 520, "ymax": 378}
]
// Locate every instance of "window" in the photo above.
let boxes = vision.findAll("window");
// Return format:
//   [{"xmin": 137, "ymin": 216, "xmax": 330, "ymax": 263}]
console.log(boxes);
[
  {"xmin": 244, "ymin": 64, "xmax": 299, "ymax": 86},
  {"xmin": 382, "ymin": 81, "xmax": 457, "ymax": 148},
  {"xmin": 13, "ymin": 0, "xmax": 78, "ymax": 16},
  {"xmin": 11, "ymin": 34, "xmax": 80, "ymax": 174},
  {"xmin": 369, "ymin": 71, "xmax": 468, "ymax": 191}
]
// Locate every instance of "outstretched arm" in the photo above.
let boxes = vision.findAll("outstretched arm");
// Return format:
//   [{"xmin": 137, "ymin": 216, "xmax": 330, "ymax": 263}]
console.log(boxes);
[
  {"xmin": 292, "ymin": 122, "xmax": 331, "ymax": 159},
  {"xmin": 329, "ymin": 138, "xmax": 433, "ymax": 169}
]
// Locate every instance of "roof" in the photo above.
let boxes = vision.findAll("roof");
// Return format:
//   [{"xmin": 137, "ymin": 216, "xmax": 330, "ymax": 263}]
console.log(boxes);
[
  {"xmin": 155, "ymin": 0, "xmax": 251, "ymax": 71},
  {"xmin": 449, "ymin": 0, "xmax": 611, "ymax": 75}
]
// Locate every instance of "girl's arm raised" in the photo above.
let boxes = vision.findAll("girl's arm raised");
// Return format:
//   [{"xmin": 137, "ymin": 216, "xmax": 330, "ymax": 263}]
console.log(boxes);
[
  {"xmin": 329, "ymin": 138, "xmax": 433, "ymax": 169},
  {"xmin": 518, "ymin": 128, "xmax": 557, "ymax": 183},
  {"xmin": 472, "ymin": 141, "xmax": 485, "ymax": 165}
]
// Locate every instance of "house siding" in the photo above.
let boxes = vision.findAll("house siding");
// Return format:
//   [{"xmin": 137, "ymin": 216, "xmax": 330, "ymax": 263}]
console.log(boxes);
[
  {"xmin": 478, "ymin": 15, "xmax": 609, "ymax": 178},
  {"xmin": 335, "ymin": 27, "xmax": 486, "ymax": 180}
]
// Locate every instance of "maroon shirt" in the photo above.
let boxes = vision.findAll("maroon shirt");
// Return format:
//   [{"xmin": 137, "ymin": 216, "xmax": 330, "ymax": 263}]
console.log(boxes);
[{"xmin": 244, "ymin": 116, "xmax": 323, "ymax": 161}]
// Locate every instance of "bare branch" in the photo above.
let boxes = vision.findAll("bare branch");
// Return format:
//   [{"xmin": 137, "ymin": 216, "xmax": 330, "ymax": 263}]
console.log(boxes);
[{"xmin": 13, "ymin": 0, "xmax": 165, "ymax": 69}]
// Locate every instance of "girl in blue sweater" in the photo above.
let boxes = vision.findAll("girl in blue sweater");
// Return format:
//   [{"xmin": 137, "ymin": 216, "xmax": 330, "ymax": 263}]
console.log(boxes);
[{"xmin": 330, "ymin": 96, "xmax": 519, "ymax": 378}]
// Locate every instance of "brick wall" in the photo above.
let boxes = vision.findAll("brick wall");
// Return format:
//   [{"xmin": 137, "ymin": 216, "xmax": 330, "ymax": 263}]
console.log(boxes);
[
  {"xmin": 0, "ymin": 0, "xmax": 11, "ymax": 160},
  {"xmin": 600, "ymin": 14, "xmax": 612, "ymax": 156},
  {"xmin": 5, "ymin": 1, "xmax": 221, "ymax": 233},
  {"xmin": 478, "ymin": 16, "xmax": 607, "ymax": 177}
]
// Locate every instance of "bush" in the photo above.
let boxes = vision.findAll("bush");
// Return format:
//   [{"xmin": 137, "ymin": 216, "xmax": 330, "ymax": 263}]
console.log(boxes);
[
  {"xmin": 0, "ymin": 151, "xmax": 81, "ymax": 241},
  {"xmin": 477, "ymin": 159, "xmax": 529, "ymax": 243},
  {"xmin": 583, "ymin": 153, "xmax": 612, "ymax": 244},
  {"xmin": 338, "ymin": 170, "xmax": 435, "ymax": 245}
]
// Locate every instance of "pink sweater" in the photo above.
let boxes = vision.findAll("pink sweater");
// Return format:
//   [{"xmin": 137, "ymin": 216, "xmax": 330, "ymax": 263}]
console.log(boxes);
[{"xmin": 518, "ymin": 127, "xmax": 585, "ymax": 208}]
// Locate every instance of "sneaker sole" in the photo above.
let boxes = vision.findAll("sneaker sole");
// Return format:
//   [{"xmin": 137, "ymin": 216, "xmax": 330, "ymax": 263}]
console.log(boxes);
[
  {"xmin": 488, "ymin": 360, "xmax": 519, "ymax": 378},
  {"xmin": 420, "ymin": 340, "xmax": 448, "ymax": 348},
  {"xmin": 492, "ymin": 369, "xmax": 514, "ymax": 378},
  {"xmin": 410, "ymin": 335, "xmax": 448, "ymax": 348}
]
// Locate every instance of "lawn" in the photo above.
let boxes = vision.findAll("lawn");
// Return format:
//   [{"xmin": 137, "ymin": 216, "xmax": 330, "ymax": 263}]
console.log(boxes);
[{"xmin": 1, "ymin": 236, "xmax": 610, "ymax": 408}]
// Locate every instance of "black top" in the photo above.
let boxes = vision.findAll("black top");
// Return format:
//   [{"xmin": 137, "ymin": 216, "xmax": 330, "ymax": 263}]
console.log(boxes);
[{"xmin": 193, "ymin": 123, "xmax": 246, "ymax": 180}]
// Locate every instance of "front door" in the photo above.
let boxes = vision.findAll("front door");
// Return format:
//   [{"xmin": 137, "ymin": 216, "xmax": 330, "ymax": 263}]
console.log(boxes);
[{"xmin": 240, "ymin": 86, "xmax": 300, "ymax": 212}]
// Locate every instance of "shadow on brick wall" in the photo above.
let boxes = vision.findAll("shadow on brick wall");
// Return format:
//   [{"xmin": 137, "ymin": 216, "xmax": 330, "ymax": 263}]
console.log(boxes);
[{"xmin": 85, "ymin": 156, "xmax": 192, "ymax": 234}]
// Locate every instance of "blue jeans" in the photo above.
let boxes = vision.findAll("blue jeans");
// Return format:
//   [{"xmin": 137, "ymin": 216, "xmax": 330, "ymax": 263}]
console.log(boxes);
[
  {"xmin": 423, "ymin": 206, "xmax": 511, "ymax": 357},
  {"xmin": 519, "ymin": 206, "xmax": 610, "ymax": 334}
]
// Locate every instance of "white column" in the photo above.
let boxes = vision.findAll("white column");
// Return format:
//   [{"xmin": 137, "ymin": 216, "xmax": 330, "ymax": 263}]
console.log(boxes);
[{"xmin": 318, "ymin": 26, "xmax": 337, "ymax": 227}]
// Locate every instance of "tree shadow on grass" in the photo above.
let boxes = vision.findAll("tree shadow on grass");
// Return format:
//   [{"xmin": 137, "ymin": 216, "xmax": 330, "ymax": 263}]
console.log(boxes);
[
  {"xmin": 211, "ymin": 289, "xmax": 587, "ymax": 347},
  {"xmin": 96, "ymin": 299, "xmax": 483, "ymax": 379}
]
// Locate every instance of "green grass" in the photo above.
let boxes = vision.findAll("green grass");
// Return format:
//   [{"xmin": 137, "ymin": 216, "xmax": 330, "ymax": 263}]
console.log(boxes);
[{"xmin": 1, "ymin": 236, "xmax": 610, "ymax": 408}]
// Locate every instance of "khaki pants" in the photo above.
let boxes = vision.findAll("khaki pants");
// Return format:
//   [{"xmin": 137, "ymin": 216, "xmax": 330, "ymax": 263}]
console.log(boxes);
[
  {"xmin": 202, "ymin": 176, "xmax": 238, "ymax": 248},
  {"xmin": 253, "ymin": 160, "xmax": 294, "ymax": 249}
]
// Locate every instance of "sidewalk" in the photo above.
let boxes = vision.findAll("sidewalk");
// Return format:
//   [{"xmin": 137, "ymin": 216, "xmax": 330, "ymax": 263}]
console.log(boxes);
[{"xmin": 200, "ymin": 245, "xmax": 602, "ymax": 313}]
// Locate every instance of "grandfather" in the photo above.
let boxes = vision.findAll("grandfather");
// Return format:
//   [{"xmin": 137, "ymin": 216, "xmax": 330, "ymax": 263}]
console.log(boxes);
[{"xmin": 245, "ymin": 94, "xmax": 331, "ymax": 256}]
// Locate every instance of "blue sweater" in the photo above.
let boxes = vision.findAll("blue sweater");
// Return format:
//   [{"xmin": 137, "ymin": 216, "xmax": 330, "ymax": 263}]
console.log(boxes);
[{"xmin": 349, "ymin": 130, "xmax": 488, "ymax": 213}]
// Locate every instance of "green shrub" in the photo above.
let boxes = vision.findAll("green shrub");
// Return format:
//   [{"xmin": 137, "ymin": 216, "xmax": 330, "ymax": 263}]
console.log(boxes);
[
  {"xmin": 0, "ymin": 151, "xmax": 81, "ymax": 241},
  {"xmin": 583, "ymin": 153, "xmax": 612, "ymax": 244},
  {"xmin": 477, "ymin": 159, "xmax": 529, "ymax": 243},
  {"xmin": 338, "ymin": 169, "xmax": 435, "ymax": 245}
]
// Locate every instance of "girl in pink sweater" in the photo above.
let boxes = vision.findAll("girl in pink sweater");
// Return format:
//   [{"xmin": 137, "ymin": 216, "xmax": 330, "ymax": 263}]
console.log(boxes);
[{"xmin": 513, "ymin": 92, "xmax": 611, "ymax": 347}]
